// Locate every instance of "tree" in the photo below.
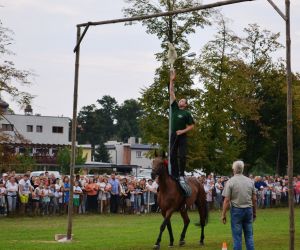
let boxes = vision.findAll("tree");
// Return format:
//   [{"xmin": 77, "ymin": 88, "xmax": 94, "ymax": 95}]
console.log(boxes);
[
  {"xmin": 57, "ymin": 147, "xmax": 71, "ymax": 174},
  {"xmin": 77, "ymin": 104, "xmax": 97, "ymax": 145},
  {"xmin": 115, "ymin": 99, "xmax": 142, "ymax": 141},
  {"xmin": 238, "ymin": 24, "xmax": 287, "ymax": 174},
  {"xmin": 77, "ymin": 97, "xmax": 143, "ymax": 146},
  {"xmin": 124, "ymin": 0, "xmax": 215, "ymax": 156},
  {"xmin": 0, "ymin": 20, "xmax": 33, "ymax": 109},
  {"xmin": 94, "ymin": 141, "xmax": 111, "ymax": 163},
  {"xmin": 57, "ymin": 147, "xmax": 87, "ymax": 174},
  {"xmin": 77, "ymin": 95, "xmax": 118, "ymax": 145},
  {"xmin": 16, "ymin": 149, "xmax": 36, "ymax": 171},
  {"xmin": 195, "ymin": 18, "xmax": 260, "ymax": 174},
  {"xmin": 0, "ymin": 20, "xmax": 33, "ymax": 142},
  {"xmin": 95, "ymin": 95, "xmax": 118, "ymax": 141}
]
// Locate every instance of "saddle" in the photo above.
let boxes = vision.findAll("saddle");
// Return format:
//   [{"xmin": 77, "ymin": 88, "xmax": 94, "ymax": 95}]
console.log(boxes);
[{"xmin": 178, "ymin": 176, "xmax": 192, "ymax": 198}]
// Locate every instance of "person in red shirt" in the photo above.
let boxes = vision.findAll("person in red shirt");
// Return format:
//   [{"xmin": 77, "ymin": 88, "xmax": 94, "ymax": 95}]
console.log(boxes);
[{"xmin": 295, "ymin": 175, "xmax": 300, "ymax": 204}]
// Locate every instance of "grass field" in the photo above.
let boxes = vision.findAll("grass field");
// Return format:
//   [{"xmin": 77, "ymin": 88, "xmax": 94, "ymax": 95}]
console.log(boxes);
[{"xmin": 0, "ymin": 208, "xmax": 299, "ymax": 250}]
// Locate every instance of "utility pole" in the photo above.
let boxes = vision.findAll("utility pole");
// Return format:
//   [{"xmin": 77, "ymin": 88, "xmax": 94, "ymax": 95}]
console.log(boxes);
[
  {"xmin": 67, "ymin": 26, "xmax": 81, "ymax": 240},
  {"xmin": 267, "ymin": 1, "xmax": 294, "ymax": 249}
]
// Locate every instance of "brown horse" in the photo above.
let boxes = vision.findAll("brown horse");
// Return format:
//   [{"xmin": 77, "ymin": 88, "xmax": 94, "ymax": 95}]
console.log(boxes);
[{"xmin": 151, "ymin": 156, "xmax": 208, "ymax": 249}]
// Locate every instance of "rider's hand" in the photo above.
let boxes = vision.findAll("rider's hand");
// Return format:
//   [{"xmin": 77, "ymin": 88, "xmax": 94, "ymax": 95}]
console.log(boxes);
[
  {"xmin": 176, "ymin": 130, "xmax": 184, "ymax": 135},
  {"xmin": 221, "ymin": 215, "xmax": 226, "ymax": 224}
]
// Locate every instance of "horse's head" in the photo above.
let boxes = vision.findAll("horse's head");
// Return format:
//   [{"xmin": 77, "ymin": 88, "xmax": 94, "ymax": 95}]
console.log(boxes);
[{"xmin": 151, "ymin": 156, "xmax": 167, "ymax": 180}]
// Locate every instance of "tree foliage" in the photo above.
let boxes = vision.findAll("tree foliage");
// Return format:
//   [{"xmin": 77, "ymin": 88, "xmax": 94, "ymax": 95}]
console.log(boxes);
[
  {"xmin": 77, "ymin": 96, "xmax": 143, "ymax": 148},
  {"xmin": 195, "ymin": 20, "xmax": 300, "ymax": 175},
  {"xmin": 56, "ymin": 147, "xmax": 87, "ymax": 174},
  {"xmin": 124, "ymin": 0, "xmax": 215, "ymax": 157},
  {"xmin": 94, "ymin": 141, "xmax": 111, "ymax": 163},
  {"xmin": 115, "ymin": 99, "xmax": 142, "ymax": 142},
  {"xmin": 0, "ymin": 20, "xmax": 33, "ymax": 109}
]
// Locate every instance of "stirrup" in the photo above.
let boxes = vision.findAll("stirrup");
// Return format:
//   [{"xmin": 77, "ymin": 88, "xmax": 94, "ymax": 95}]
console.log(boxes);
[{"xmin": 178, "ymin": 177, "xmax": 192, "ymax": 197}]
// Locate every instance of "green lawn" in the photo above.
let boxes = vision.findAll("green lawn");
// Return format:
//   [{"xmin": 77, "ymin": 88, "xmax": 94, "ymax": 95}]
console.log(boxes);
[{"xmin": 0, "ymin": 208, "xmax": 299, "ymax": 250}]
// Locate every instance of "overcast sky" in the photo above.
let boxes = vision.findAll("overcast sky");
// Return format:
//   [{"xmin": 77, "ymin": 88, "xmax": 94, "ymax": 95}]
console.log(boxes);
[{"xmin": 1, "ymin": 0, "xmax": 300, "ymax": 117}]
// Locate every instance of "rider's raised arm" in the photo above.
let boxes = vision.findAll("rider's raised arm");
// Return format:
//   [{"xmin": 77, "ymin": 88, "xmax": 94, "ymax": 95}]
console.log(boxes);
[{"xmin": 169, "ymin": 70, "xmax": 176, "ymax": 103}]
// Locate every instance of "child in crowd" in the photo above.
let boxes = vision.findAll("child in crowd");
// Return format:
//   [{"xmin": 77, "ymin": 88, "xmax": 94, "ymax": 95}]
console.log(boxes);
[
  {"xmin": 134, "ymin": 181, "xmax": 143, "ymax": 215},
  {"xmin": 265, "ymin": 186, "xmax": 272, "ymax": 208},
  {"xmin": 73, "ymin": 181, "xmax": 82, "ymax": 214},
  {"xmin": 32, "ymin": 183, "xmax": 42, "ymax": 216},
  {"xmin": 144, "ymin": 179, "xmax": 157, "ymax": 213},
  {"xmin": 63, "ymin": 176, "xmax": 70, "ymax": 214},
  {"xmin": 98, "ymin": 177, "xmax": 109, "ymax": 214},
  {"xmin": 52, "ymin": 179, "xmax": 61, "ymax": 215},
  {"xmin": 128, "ymin": 184, "xmax": 135, "ymax": 214},
  {"xmin": 41, "ymin": 185, "xmax": 51, "ymax": 215},
  {"xmin": 272, "ymin": 186, "xmax": 277, "ymax": 206},
  {"xmin": 275, "ymin": 182, "xmax": 282, "ymax": 206},
  {"xmin": 57, "ymin": 186, "xmax": 64, "ymax": 214},
  {"xmin": 0, "ymin": 181, "xmax": 6, "ymax": 215},
  {"xmin": 257, "ymin": 186, "xmax": 265, "ymax": 208}
]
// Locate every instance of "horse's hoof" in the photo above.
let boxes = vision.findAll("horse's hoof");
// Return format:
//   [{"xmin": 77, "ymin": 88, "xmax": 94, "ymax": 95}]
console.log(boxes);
[
  {"xmin": 153, "ymin": 244, "xmax": 160, "ymax": 250},
  {"xmin": 168, "ymin": 242, "xmax": 174, "ymax": 248},
  {"xmin": 199, "ymin": 241, "xmax": 204, "ymax": 246},
  {"xmin": 179, "ymin": 240, "xmax": 185, "ymax": 246}
]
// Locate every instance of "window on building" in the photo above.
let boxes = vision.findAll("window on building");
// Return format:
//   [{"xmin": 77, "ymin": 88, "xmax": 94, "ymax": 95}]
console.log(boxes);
[
  {"xmin": 136, "ymin": 151, "xmax": 142, "ymax": 158},
  {"xmin": 52, "ymin": 126, "xmax": 63, "ymax": 133},
  {"xmin": 1, "ymin": 124, "xmax": 14, "ymax": 131},
  {"xmin": 26, "ymin": 125, "xmax": 33, "ymax": 132},
  {"xmin": 19, "ymin": 147, "xmax": 25, "ymax": 154},
  {"xmin": 36, "ymin": 125, "xmax": 43, "ymax": 133}
]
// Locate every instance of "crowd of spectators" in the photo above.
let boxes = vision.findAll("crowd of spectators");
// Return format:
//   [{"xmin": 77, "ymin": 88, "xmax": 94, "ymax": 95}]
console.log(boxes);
[
  {"xmin": 1, "ymin": 171, "xmax": 300, "ymax": 217},
  {"xmin": 201, "ymin": 174, "xmax": 300, "ymax": 211},
  {"xmin": 0, "ymin": 171, "xmax": 158, "ymax": 217}
]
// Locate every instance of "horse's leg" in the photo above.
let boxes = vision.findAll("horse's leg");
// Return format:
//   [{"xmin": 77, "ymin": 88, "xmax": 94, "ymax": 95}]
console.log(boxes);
[
  {"xmin": 166, "ymin": 220, "xmax": 174, "ymax": 247},
  {"xmin": 200, "ymin": 224, "xmax": 205, "ymax": 246},
  {"xmin": 154, "ymin": 210, "xmax": 173, "ymax": 249},
  {"xmin": 179, "ymin": 209, "xmax": 190, "ymax": 246}
]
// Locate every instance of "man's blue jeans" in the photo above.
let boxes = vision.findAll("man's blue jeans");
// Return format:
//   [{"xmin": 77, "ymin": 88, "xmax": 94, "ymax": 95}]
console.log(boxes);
[{"xmin": 230, "ymin": 206, "xmax": 254, "ymax": 250}]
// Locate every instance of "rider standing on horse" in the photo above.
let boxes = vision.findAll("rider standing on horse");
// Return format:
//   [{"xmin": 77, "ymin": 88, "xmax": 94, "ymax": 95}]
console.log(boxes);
[{"xmin": 169, "ymin": 70, "xmax": 195, "ymax": 183}]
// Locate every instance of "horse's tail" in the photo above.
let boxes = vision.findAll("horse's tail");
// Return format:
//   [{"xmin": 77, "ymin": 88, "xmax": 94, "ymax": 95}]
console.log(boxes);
[
  {"xmin": 194, "ymin": 185, "xmax": 209, "ymax": 226},
  {"xmin": 194, "ymin": 199, "xmax": 208, "ymax": 227},
  {"xmin": 204, "ymin": 200, "xmax": 209, "ymax": 225}
]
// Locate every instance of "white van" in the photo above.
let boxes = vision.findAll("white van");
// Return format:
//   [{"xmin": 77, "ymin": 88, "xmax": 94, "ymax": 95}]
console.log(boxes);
[{"xmin": 30, "ymin": 171, "xmax": 61, "ymax": 179}]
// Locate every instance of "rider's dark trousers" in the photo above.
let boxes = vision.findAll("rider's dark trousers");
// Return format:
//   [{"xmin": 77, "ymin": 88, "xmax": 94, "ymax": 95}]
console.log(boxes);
[{"xmin": 170, "ymin": 132, "xmax": 187, "ymax": 178}]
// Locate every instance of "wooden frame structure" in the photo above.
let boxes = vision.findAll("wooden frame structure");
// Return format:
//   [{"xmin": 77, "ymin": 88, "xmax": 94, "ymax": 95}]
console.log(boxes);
[{"xmin": 69, "ymin": 0, "xmax": 294, "ymax": 249}]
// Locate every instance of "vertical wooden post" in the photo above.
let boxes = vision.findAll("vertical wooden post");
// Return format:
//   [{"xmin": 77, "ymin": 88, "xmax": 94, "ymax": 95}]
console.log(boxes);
[
  {"xmin": 67, "ymin": 26, "xmax": 81, "ymax": 240},
  {"xmin": 286, "ymin": 1, "xmax": 294, "ymax": 250},
  {"xmin": 168, "ymin": 0, "xmax": 174, "ymax": 176}
]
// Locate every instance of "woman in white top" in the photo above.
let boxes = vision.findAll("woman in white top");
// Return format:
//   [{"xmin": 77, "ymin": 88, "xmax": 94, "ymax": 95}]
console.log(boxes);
[{"xmin": 6, "ymin": 176, "xmax": 18, "ymax": 214}]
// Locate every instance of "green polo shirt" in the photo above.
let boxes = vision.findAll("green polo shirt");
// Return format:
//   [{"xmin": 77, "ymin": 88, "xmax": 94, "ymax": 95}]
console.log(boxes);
[{"xmin": 171, "ymin": 100, "xmax": 194, "ymax": 133}]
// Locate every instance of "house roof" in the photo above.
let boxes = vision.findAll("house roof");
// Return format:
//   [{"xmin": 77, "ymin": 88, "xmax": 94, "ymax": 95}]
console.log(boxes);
[{"xmin": 130, "ymin": 144, "xmax": 157, "ymax": 150}]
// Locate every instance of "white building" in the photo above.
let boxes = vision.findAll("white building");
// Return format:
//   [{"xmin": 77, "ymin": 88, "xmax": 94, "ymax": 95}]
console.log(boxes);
[
  {"xmin": 1, "ymin": 113, "xmax": 69, "ymax": 145},
  {"xmin": 104, "ymin": 137, "xmax": 156, "ymax": 169}
]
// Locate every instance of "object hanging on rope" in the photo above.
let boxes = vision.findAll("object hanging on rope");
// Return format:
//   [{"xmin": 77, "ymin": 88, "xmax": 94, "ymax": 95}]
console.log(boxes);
[{"xmin": 167, "ymin": 42, "xmax": 178, "ymax": 71}]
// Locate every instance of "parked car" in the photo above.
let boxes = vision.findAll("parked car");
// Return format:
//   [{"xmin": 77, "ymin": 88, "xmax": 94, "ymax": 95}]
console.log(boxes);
[
  {"xmin": 30, "ymin": 171, "xmax": 61, "ymax": 179},
  {"xmin": 137, "ymin": 168, "xmax": 152, "ymax": 180}
]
